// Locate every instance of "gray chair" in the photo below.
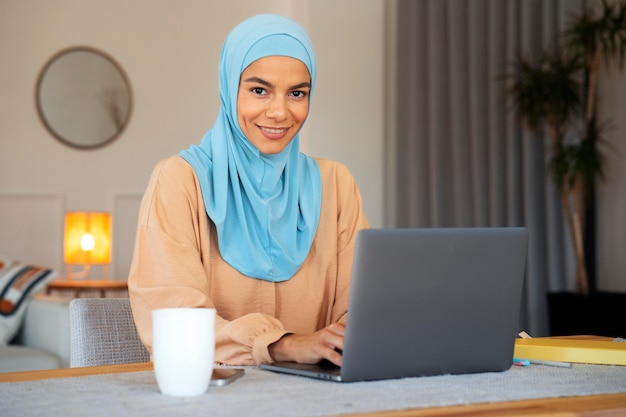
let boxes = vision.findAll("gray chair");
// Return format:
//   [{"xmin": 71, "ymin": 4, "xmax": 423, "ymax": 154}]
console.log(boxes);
[{"xmin": 69, "ymin": 298, "xmax": 150, "ymax": 367}]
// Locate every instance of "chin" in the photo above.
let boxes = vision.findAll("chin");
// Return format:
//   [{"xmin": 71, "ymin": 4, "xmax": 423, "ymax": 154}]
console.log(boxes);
[
  {"xmin": 257, "ymin": 141, "xmax": 291, "ymax": 155},
  {"xmin": 260, "ymin": 148, "xmax": 285, "ymax": 155}
]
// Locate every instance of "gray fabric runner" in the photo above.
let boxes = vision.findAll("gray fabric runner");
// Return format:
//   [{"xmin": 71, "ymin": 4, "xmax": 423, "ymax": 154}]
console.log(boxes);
[{"xmin": 1, "ymin": 364, "xmax": 626, "ymax": 417}]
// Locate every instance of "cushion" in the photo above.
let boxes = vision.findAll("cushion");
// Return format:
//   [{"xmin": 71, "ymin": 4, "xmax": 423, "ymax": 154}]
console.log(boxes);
[
  {"xmin": 20, "ymin": 293, "xmax": 72, "ymax": 367},
  {"xmin": 0, "ymin": 344, "xmax": 62, "ymax": 372},
  {"xmin": 0, "ymin": 257, "xmax": 57, "ymax": 344}
]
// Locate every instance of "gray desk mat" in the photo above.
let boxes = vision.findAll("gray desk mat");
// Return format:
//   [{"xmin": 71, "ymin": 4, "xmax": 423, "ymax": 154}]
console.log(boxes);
[{"xmin": 1, "ymin": 364, "xmax": 626, "ymax": 417}]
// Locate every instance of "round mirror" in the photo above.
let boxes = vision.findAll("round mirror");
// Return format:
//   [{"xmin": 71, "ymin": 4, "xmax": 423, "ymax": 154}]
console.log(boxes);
[{"xmin": 36, "ymin": 46, "xmax": 132, "ymax": 149}]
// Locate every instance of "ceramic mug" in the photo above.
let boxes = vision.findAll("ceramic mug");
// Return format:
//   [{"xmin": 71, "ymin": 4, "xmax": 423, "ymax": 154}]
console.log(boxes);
[{"xmin": 152, "ymin": 307, "xmax": 216, "ymax": 397}]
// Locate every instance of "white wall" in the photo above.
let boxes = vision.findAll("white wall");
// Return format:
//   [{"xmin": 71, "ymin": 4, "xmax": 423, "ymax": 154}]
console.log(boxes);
[{"xmin": 0, "ymin": 0, "xmax": 385, "ymax": 279}]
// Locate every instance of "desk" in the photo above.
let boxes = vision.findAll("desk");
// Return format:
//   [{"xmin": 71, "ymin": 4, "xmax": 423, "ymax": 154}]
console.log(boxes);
[
  {"xmin": 1, "ymin": 362, "xmax": 625, "ymax": 416},
  {"xmin": 46, "ymin": 279, "xmax": 128, "ymax": 298}
]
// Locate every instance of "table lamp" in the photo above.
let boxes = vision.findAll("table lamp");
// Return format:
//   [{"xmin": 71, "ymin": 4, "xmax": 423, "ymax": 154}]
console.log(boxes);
[{"xmin": 64, "ymin": 211, "xmax": 111, "ymax": 280}]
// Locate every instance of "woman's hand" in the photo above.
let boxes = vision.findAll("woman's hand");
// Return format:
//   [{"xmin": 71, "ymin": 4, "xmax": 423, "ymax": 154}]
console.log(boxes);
[{"xmin": 268, "ymin": 322, "xmax": 345, "ymax": 366}]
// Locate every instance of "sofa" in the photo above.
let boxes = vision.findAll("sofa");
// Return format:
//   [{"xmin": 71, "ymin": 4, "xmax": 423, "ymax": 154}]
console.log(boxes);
[{"xmin": 0, "ymin": 293, "xmax": 71, "ymax": 372}]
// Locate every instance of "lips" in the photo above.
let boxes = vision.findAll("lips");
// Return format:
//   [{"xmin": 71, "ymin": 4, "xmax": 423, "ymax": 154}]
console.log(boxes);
[{"xmin": 259, "ymin": 126, "xmax": 289, "ymax": 140}]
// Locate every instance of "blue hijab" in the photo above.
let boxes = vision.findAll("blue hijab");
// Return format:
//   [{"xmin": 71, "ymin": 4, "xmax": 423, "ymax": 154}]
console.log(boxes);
[{"xmin": 180, "ymin": 14, "xmax": 321, "ymax": 282}]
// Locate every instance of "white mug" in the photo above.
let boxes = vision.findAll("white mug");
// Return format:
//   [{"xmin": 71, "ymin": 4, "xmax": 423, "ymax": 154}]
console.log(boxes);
[{"xmin": 152, "ymin": 307, "xmax": 216, "ymax": 397}]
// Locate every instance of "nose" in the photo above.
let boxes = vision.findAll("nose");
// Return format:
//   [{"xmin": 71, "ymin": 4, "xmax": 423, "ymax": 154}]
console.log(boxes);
[{"xmin": 265, "ymin": 96, "xmax": 287, "ymax": 120}]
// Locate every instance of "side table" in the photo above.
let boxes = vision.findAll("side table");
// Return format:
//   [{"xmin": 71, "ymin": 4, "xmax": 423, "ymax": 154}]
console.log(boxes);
[{"xmin": 46, "ymin": 279, "xmax": 128, "ymax": 298}]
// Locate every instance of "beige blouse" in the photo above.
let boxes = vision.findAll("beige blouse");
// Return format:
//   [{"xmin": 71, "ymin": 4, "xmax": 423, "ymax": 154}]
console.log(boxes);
[{"xmin": 128, "ymin": 155, "xmax": 369, "ymax": 365}]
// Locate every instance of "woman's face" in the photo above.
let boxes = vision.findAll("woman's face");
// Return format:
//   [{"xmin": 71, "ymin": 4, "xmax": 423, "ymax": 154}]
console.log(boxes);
[{"xmin": 237, "ymin": 56, "xmax": 311, "ymax": 154}]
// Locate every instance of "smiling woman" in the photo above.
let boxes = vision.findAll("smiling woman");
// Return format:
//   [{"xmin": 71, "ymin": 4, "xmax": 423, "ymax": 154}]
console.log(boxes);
[
  {"xmin": 35, "ymin": 46, "xmax": 132, "ymax": 149},
  {"xmin": 128, "ymin": 13, "xmax": 369, "ymax": 368}
]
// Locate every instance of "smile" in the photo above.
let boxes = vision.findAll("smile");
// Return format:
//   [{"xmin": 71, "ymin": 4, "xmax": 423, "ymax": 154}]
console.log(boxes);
[
  {"xmin": 259, "ymin": 126, "xmax": 290, "ymax": 140},
  {"xmin": 261, "ymin": 126, "xmax": 288, "ymax": 134}
]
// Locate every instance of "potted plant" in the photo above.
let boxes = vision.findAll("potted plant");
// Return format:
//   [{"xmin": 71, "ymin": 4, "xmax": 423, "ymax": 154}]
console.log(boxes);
[{"xmin": 506, "ymin": 0, "xmax": 626, "ymax": 336}]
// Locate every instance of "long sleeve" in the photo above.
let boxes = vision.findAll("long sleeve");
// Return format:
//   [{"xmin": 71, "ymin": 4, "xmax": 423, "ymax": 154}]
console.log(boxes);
[{"xmin": 128, "ymin": 155, "xmax": 368, "ymax": 365}]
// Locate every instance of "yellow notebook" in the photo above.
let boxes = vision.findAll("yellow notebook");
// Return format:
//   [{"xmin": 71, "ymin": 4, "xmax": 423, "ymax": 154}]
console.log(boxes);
[{"xmin": 514, "ymin": 338, "xmax": 626, "ymax": 365}]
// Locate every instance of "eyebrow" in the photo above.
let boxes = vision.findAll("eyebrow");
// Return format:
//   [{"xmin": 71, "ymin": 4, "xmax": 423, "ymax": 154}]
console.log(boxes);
[{"xmin": 242, "ymin": 76, "xmax": 311, "ymax": 90}]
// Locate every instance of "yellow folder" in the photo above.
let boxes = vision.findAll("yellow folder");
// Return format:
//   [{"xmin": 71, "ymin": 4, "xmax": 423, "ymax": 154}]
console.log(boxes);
[{"xmin": 514, "ymin": 338, "xmax": 626, "ymax": 365}]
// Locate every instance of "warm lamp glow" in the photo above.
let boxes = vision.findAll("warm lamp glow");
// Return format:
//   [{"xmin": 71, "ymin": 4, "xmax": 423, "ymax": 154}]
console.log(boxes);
[
  {"xmin": 81, "ymin": 233, "xmax": 96, "ymax": 251},
  {"xmin": 64, "ymin": 212, "xmax": 111, "ymax": 269}
]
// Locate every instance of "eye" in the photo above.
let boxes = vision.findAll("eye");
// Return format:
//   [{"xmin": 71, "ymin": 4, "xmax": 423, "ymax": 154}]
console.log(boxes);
[
  {"xmin": 291, "ymin": 90, "xmax": 308, "ymax": 99},
  {"xmin": 251, "ymin": 87, "xmax": 267, "ymax": 96}
]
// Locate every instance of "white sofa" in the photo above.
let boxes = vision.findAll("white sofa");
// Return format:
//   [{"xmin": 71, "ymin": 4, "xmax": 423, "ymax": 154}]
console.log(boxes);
[{"xmin": 0, "ymin": 293, "xmax": 71, "ymax": 372}]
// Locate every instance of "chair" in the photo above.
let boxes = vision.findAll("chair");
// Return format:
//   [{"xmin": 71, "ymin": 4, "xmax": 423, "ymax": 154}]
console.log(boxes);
[{"xmin": 69, "ymin": 298, "xmax": 150, "ymax": 367}]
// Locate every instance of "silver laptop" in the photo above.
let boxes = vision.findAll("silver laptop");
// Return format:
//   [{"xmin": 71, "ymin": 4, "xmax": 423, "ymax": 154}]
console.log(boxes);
[{"xmin": 260, "ymin": 227, "xmax": 528, "ymax": 382}]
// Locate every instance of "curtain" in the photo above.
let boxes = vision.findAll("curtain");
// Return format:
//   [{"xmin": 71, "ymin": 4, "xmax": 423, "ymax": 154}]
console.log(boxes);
[{"xmin": 391, "ymin": 0, "xmax": 584, "ymax": 336}]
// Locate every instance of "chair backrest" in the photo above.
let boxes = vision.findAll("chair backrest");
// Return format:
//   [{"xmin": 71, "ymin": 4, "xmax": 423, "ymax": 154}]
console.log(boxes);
[{"xmin": 69, "ymin": 298, "xmax": 150, "ymax": 368}]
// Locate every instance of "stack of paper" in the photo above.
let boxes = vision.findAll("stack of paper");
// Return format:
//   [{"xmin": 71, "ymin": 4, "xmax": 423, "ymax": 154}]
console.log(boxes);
[{"xmin": 514, "ymin": 338, "xmax": 626, "ymax": 365}]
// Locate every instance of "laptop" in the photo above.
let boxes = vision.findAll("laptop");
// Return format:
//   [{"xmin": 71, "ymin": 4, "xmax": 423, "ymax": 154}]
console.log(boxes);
[{"xmin": 260, "ymin": 227, "xmax": 528, "ymax": 382}]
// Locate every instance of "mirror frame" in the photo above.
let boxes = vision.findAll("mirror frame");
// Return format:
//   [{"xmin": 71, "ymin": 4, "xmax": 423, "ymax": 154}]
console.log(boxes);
[{"xmin": 35, "ymin": 46, "xmax": 133, "ymax": 150}]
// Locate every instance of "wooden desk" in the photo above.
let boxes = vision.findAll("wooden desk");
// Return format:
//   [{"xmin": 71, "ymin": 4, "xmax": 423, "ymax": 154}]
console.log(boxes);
[
  {"xmin": 0, "ymin": 362, "xmax": 152, "ymax": 382},
  {"xmin": 46, "ymin": 279, "xmax": 128, "ymax": 298},
  {"xmin": 1, "ymin": 363, "xmax": 625, "ymax": 416}
]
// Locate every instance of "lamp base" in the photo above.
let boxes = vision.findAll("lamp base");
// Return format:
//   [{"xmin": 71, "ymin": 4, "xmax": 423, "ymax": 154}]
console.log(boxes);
[{"xmin": 65, "ymin": 264, "xmax": 109, "ymax": 280}]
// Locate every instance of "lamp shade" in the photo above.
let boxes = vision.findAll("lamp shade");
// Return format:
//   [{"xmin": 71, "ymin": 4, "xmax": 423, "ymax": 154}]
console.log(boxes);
[{"xmin": 64, "ymin": 212, "xmax": 111, "ymax": 265}]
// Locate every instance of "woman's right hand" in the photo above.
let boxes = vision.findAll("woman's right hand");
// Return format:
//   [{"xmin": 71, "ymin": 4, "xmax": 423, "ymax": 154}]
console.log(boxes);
[{"xmin": 268, "ymin": 322, "xmax": 345, "ymax": 366}]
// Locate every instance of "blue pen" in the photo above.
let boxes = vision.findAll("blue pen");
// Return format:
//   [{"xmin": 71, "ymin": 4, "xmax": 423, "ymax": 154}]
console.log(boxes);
[{"xmin": 513, "ymin": 358, "xmax": 530, "ymax": 367}]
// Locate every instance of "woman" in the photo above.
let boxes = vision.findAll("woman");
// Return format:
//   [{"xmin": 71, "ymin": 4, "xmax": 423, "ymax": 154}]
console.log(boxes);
[{"xmin": 128, "ymin": 13, "xmax": 369, "ymax": 367}]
